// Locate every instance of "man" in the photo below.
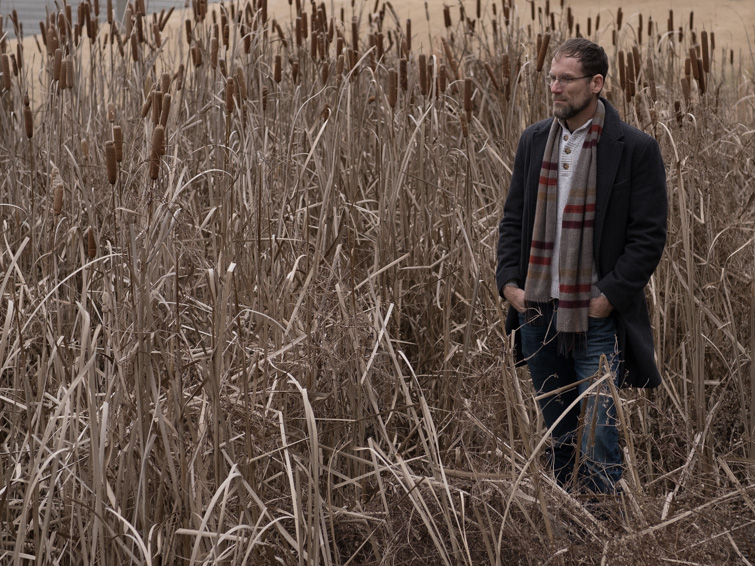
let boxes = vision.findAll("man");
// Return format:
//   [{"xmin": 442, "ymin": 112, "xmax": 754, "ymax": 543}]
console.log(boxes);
[{"xmin": 496, "ymin": 39, "xmax": 667, "ymax": 494}]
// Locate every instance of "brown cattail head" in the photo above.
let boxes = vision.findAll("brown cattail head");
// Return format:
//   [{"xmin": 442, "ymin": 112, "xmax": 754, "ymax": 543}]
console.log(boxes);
[
  {"xmin": 191, "ymin": 45, "xmax": 202, "ymax": 68},
  {"xmin": 161, "ymin": 72, "xmax": 171, "ymax": 95},
  {"xmin": 291, "ymin": 60, "xmax": 299, "ymax": 84},
  {"xmin": 185, "ymin": 18, "xmax": 193, "ymax": 45},
  {"xmin": 16, "ymin": 42, "xmax": 24, "ymax": 73},
  {"xmin": 24, "ymin": 106, "xmax": 33, "ymax": 138},
  {"xmin": 107, "ymin": 102, "xmax": 116, "ymax": 122},
  {"xmin": 399, "ymin": 58, "xmax": 407, "ymax": 91},
  {"xmin": 149, "ymin": 124, "xmax": 165, "ymax": 180},
  {"xmin": 113, "ymin": 125, "xmax": 123, "ymax": 162},
  {"xmin": 295, "ymin": 16, "xmax": 302, "ymax": 46},
  {"xmin": 131, "ymin": 33, "xmax": 139, "ymax": 62},
  {"xmin": 87, "ymin": 227, "xmax": 97, "ymax": 259},
  {"xmin": 53, "ymin": 48, "xmax": 63, "ymax": 81},
  {"xmin": 152, "ymin": 88, "xmax": 162, "ymax": 125},
  {"xmin": 464, "ymin": 77, "xmax": 473, "ymax": 112},
  {"xmin": 160, "ymin": 93, "xmax": 171, "ymax": 126},
  {"xmin": 443, "ymin": 5, "xmax": 451, "ymax": 28},
  {"xmin": 336, "ymin": 54, "xmax": 344, "ymax": 78},
  {"xmin": 536, "ymin": 32, "xmax": 550, "ymax": 72},
  {"xmin": 59, "ymin": 55, "xmax": 68, "ymax": 89},
  {"xmin": 106, "ymin": 141, "xmax": 117, "ymax": 184},
  {"xmin": 419, "ymin": 53, "xmax": 428, "ymax": 95},
  {"xmin": 405, "ymin": 19, "xmax": 411, "ymax": 53},
  {"xmin": 153, "ymin": 22, "xmax": 161, "ymax": 48},
  {"xmin": 1, "ymin": 55, "xmax": 10, "ymax": 90},
  {"xmin": 81, "ymin": 139, "xmax": 89, "ymax": 159},
  {"xmin": 52, "ymin": 168, "xmax": 64, "ymax": 215},
  {"xmin": 680, "ymin": 76, "xmax": 691, "ymax": 106},
  {"xmin": 647, "ymin": 60, "xmax": 657, "ymax": 102},
  {"xmin": 701, "ymin": 30, "xmax": 709, "ymax": 73},
  {"xmin": 321, "ymin": 61, "xmax": 329, "ymax": 84},
  {"xmin": 225, "ymin": 77, "xmax": 234, "ymax": 113},
  {"xmin": 235, "ymin": 67, "xmax": 246, "ymax": 99},
  {"xmin": 351, "ymin": 16, "xmax": 358, "ymax": 53},
  {"xmin": 697, "ymin": 60, "xmax": 706, "ymax": 94},
  {"xmin": 210, "ymin": 37, "xmax": 218, "ymax": 69},
  {"xmin": 274, "ymin": 54, "xmax": 281, "ymax": 83},
  {"xmin": 617, "ymin": 7, "xmax": 623, "ymax": 30},
  {"xmin": 689, "ymin": 47, "xmax": 700, "ymax": 80},
  {"xmin": 173, "ymin": 64, "xmax": 185, "ymax": 92},
  {"xmin": 387, "ymin": 68, "xmax": 398, "ymax": 108},
  {"xmin": 261, "ymin": 86, "xmax": 268, "ymax": 111},
  {"xmin": 438, "ymin": 63, "xmax": 447, "ymax": 93}
]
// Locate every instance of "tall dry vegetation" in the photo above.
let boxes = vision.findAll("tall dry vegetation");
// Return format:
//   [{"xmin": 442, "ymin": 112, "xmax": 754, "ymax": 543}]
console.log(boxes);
[{"xmin": 0, "ymin": 0, "xmax": 753, "ymax": 563}]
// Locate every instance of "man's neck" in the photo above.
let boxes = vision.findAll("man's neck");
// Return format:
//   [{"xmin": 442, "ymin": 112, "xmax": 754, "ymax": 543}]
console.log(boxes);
[{"xmin": 565, "ymin": 98, "xmax": 599, "ymax": 132}]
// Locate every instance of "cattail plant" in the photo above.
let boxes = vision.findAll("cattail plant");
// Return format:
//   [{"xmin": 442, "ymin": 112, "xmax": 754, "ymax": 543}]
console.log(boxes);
[
  {"xmin": 149, "ymin": 125, "xmax": 165, "ymax": 180},
  {"xmin": 106, "ymin": 141, "xmax": 117, "ymax": 184},
  {"xmin": 1, "ymin": 54, "xmax": 10, "ymax": 90},
  {"xmin": 51, "ymin": 167, "xmax": 64, "ymax": 215},
  {"xmin": 113, "ymin": 126, "xmax": 123, "ymax": 162},
  {"xmin": 387, "ymin": 68, "xmax": 397, "ymax": 108},
  {"xmin": 536, "ymin": 32, "xmax": 550, "ymax": 72},
  {"xmin": 87, "ymin": 227, "xmax": 97, "ymax": 259}
]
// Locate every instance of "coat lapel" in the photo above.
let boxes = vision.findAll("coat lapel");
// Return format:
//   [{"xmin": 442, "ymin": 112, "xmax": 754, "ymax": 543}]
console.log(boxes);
[{"xmin": 594, "ymin": 100, "xmax": 624, "ymax": 269}]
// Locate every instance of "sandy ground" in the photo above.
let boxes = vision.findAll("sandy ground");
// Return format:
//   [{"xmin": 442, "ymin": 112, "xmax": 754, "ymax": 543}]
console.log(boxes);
[
  {"xmin": 263, "ymin": 0, "xmax": 754, "ymax": 56},
  {"xmin": 10, "ymin": 0, "xmax": 754, "ymax": 80}
]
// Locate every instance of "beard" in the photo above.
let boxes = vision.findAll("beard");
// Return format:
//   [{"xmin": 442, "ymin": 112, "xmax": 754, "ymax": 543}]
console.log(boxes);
[{"xmin": 553, "ymin": 95, "xmax": 592, "ymax": 121}]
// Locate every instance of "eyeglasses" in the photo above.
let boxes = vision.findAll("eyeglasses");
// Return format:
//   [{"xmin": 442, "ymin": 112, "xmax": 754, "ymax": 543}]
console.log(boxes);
[{"xmin": 545, "ymin": 74, "xmax": 595, "ymax": 86}]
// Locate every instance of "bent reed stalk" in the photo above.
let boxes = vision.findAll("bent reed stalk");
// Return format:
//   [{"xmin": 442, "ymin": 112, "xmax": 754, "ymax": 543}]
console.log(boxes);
[{"xmin": 0, "ymin": 0, "xmax": 754, "ymax": 564}]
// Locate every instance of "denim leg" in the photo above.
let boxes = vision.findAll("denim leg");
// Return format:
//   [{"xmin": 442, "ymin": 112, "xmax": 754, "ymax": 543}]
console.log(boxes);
[
  {"xmin": 518, "ymin": 304, "xmax": 581, "ymax": 488},
  {"xmin": 518, "ymin": 305, "xmax": 623, "ymax": 493},
  {"xmin": 572, "ymin": 316, "xmax": 623, "ymax": 493}
]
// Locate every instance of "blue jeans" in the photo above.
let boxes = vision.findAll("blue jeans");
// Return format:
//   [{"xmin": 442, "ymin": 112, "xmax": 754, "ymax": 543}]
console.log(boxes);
[{"xmin": 518, "ymin": 301, "xmax": 622, "ymax": 493}]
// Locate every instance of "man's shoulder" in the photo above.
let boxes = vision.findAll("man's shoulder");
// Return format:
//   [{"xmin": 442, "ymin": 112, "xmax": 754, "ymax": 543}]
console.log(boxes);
[{"xmin": 603, "ymin": 99, "xmax": 657, "ymax": 147}]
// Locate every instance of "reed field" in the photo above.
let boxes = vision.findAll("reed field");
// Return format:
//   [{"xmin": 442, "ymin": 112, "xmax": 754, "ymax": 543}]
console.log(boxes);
[{"xmin": 0, "ymin": 0, "xmax": 753, "ymax": 563}]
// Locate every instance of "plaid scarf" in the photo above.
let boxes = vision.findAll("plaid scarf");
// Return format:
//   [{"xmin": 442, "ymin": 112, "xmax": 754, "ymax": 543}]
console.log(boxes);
[{"xmin": 524, "ymin": 100, "xmax": 605, "ymax": 351}]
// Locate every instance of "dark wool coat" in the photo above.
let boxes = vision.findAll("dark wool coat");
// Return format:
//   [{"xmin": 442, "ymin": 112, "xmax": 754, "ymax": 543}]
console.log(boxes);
[{"xmin": 496, "ymin": 98, "xmax": 668, "ymax": 388}]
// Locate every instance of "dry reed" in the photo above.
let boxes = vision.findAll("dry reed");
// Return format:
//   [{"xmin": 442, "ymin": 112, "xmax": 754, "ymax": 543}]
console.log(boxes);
[{"xmin": 1, "ymin": 1, "xmax": 753, "ymax": 564}]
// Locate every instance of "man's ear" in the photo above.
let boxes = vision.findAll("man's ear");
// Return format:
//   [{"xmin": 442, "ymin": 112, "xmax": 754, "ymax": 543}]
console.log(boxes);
[{"xmin": 592, "ymin": 74, "xmax": 605, "ymax": 94}]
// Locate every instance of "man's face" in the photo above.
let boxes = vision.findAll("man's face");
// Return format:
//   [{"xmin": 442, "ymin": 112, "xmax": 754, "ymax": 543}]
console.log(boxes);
[{"xmin": 548, "ymin": 55, "xmax": 600, "ymax": 125}]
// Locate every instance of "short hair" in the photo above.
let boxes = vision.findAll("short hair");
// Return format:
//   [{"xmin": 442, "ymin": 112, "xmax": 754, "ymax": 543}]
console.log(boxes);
[{"xmin": 552, "ymin": 39, "xmax": 609, "ymax": 79}]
